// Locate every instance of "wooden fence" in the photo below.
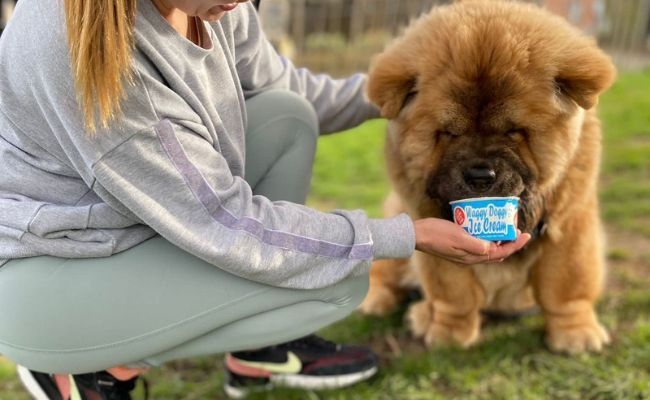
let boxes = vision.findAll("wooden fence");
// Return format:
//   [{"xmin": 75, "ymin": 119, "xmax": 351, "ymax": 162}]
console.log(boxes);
[
  {"xmin": 2, "ymin": 0, "xmax": 648, "ymax": 72},
  {"xmin": 259, "ymin": 0, "xmax": 650, "ymax": 75}
]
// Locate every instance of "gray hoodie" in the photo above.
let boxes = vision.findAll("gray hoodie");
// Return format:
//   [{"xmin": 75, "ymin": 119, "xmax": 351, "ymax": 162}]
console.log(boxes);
[{"xmin": 0, "ymin": 0, "xmax": 415, "ymax": 289}]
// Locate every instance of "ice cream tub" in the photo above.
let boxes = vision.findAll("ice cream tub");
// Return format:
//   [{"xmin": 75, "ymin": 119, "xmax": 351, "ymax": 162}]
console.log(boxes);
[{"xmin": 450, "ymin": 196, "xmax": 519, "ymax": 241}]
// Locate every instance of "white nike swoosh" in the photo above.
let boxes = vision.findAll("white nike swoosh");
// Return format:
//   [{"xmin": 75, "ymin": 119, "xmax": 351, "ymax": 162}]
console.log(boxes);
[{"xmin": 235, "ymin": 351, "xmax": 302, "ymax": 374}]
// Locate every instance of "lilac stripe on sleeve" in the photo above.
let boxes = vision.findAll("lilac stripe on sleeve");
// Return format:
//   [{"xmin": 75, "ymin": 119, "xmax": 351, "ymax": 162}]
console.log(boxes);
[{"xmin": 154, "ymin": 119, "xmax": 372, "ymax": 260}]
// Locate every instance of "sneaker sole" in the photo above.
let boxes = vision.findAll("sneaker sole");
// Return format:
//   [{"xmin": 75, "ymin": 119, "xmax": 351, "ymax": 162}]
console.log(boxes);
[
  {"xmin": 223, "ymin": 366, "xmax": 378, "ymax": 399},
  {"xmin": 224, "ymin": 380, "xmax": 273, "ymax": 399},
  {"xmin": 17, "ymin": 365, "xmax": 52, "ymax": 400}
]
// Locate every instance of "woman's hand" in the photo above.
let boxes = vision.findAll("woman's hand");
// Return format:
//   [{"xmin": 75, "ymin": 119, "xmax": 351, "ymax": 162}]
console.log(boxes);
[{"xmin": 413, "ymin": 218, "xmax": 531, "ymax": 264}]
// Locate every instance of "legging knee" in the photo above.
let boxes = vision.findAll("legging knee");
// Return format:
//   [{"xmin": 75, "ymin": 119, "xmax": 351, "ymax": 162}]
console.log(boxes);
[{"xmin": 246, "ymin": 89, "xmax": 319, "ymax": 143}]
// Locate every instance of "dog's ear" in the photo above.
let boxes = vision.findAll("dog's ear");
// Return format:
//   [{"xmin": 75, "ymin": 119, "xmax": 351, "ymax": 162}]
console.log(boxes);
[
  {"xmin": 555, "ymin": 44, "xmax": 616, "ymax": 110},
  {"xmin": 366, "ymin": 51, "xmax": 418, "ymax": 119}
]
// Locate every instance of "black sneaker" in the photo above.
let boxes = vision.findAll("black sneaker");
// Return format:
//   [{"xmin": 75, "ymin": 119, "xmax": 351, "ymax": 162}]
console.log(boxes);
[
  {"xmin": 223, "ymin": 335, "xmax": 378, "ymax": 399},
  {"xmin": 72, "ymin": 370, "xmax": 142, "ymax": 400},
  {"xmin": 17, "ymin": 365, "xmax": 145, "ymax": 400}
]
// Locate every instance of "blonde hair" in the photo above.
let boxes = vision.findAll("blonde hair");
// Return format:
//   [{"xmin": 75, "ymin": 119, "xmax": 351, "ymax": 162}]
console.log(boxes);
[{"xmin": 64, "ymin": 0, "xmax": 137, "ymax": 132}]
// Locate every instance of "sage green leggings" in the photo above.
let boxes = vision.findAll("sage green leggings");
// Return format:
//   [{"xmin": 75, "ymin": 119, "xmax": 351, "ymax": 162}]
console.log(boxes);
[{"xmin": 0, "ymin": 89, "xmax": 369, "ymax": 374}]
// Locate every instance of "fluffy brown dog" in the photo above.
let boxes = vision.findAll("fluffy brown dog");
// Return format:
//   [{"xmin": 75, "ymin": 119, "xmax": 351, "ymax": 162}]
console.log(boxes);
[{"xmin": 359, "ymin": 0, "xmax": 616, "ymax": 354}]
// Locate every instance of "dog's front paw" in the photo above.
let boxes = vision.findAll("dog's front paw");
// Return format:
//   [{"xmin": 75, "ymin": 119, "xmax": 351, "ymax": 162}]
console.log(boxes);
[
  {"xmin": 406, "ymin": 299, "xmax": 434, "ymax": 338},
  {"xmin": 358, "ymin": 284, "xmax": 402, "ymax": 316},
  {"xmin": 546, "ymin": 322, "xmax": 611, "ymax": 354},
  {"xmin": 407, "ymin": 300, "xmax": 480, "ymax": 348}
]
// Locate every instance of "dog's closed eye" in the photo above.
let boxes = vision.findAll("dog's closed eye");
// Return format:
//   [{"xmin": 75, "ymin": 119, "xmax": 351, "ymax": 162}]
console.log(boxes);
[
  {"xmin": 402, "ymin": 89, "xmax": 419, "ymax": 111},
  {"xmin": 505, "ymin": 128, "xmax": 527, "ymax": 142}
]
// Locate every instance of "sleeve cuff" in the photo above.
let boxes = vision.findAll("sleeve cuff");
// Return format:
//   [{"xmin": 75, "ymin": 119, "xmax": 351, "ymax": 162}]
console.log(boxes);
[{"xmin": 367, "ymin": 213, "xmax": 415, "ymax": 260}]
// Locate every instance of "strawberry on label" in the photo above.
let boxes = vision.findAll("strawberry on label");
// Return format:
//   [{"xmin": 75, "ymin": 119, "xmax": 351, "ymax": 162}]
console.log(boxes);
[{"xmin": 454, "ymin": 207, "xmax": 466, "ymax": 225}]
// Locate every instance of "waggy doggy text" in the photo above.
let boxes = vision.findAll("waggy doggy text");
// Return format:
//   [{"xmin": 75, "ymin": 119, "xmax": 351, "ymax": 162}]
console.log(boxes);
[{"xmin": 455, "ymin": 204, "xmax": 516, "ymax": 236}]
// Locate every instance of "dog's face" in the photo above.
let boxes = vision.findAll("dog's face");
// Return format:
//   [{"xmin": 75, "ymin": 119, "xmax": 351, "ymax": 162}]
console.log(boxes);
[{"xmin": 367, "ymin": 0, "xmax": 615, "ymax": 231}]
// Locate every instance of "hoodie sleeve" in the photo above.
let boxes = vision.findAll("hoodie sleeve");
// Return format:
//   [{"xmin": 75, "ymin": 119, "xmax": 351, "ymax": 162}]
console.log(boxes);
[
  {"xmin": 3, "ymin": 0, "xmax": 414, "ymax": 290},
  {"xmin": 90, "ymin": 119, "xmax": 414, "ymax": 289},
  {"xmin": 227, "ymin": 3, "xmax": 381, "ymax": 135}
]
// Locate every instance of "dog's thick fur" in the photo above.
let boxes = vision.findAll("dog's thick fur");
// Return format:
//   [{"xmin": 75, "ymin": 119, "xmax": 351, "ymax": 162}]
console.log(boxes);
[{"xmin": 360, "ymin": 0, "xmax": 616, "ymax": 354}]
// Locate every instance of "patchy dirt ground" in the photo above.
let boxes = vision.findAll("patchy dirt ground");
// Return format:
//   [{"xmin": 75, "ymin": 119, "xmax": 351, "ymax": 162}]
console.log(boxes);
[{"xmin": 603, "ymin": 224, "xmax": 650, "ymax": 299}]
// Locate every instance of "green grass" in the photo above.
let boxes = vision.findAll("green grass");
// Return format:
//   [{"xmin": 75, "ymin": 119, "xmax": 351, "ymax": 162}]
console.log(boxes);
[
  {"xmin": 308, "ymin": 119, "xmax": 389, "ymax": 217},
  {"xmin": 599, "ymin": 69, "xmax": 650, "ymax": 236},
  {"xmin": 2, "ymin": 70, "xmax": 650, "ymax": 399}
]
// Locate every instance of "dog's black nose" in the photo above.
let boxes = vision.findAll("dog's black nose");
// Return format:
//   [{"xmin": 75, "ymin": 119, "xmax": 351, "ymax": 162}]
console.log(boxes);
[{"xmin": 464, "ymin": 166, "xmax": 496, "ymax": 190}]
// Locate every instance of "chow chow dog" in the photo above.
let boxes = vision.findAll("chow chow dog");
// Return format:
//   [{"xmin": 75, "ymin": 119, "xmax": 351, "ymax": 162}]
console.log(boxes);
[{"xmin": 359, "ymin": 0, "xmax": 616, "ymax": 354}]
